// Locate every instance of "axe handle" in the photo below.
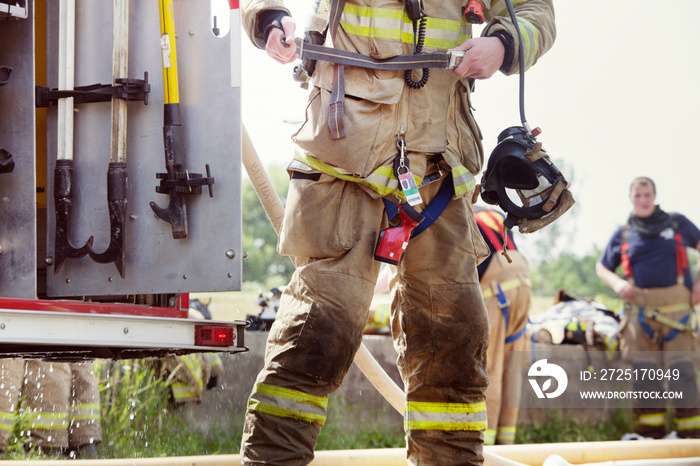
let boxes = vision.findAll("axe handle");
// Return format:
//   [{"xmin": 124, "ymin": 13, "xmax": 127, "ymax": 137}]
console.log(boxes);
[{"xmin": 111, "ymin": 0, "xmax": 129, "ymax": 164}]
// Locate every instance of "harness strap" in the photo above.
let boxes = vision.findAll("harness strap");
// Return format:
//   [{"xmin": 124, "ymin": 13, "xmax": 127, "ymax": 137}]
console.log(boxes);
[
  {"xmin": 482, "ymin": 279, "xmax": 531, "ymax": 344},
  {"xmin": 382, "ymin": 173, "xmax": 454, "ymax": 238},
  {"xmin": 295, "ymin": 37, "xmax": 455, "ymax": 70},
  {"xmin": 621, "ymin": 216, "xmax": 688, "ymax": 285},
  {"xmin": 327, "ymin": 0, "xmax": 346, "ymax": 139},
  {"xmin": 638, "ymin": 308, "xmax": 690, "ymax": 342}
]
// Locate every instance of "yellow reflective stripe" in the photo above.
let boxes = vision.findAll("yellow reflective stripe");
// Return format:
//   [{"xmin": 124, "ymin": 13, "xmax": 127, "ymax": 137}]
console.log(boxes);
[
  {"xmin": 636, "ymin": 412, "xmax": 666, "ymax": 426},
  {"xmin": 452, "ymin": 165, "xmax": 476, "ymax": 196},
  {"xmin": 249, "ymin": 383, "xmax": 328, "ymax": 426},
  {"xmin": 180, "ymin": 355, "xmax": 204, "ymax": 392},
  {"xmin": 293, "ymin": 150, "xmax": 403, "ymax": 198},
  {"xmin": 0, "ymin": 412, "xmax": 16, "ymax": 431},
  {"xmin": 254, "ymin": 383, "xmax": 328, "ymax": 410},
  {"xmin": 497, "ymin": 426, "xmax": 516, "ymax": 442},
  {"xmin": 71, "ymin": 402, "xmax": 101, "ymax": 422},
  {"xmin": 341, "ymin": 4, "xmax": 469, "ymax": 50},
  {"xmin": 676, "ymin": 415, "xmax": 700, "ymax": 431},
  {"xmin": 490, "ymin": 0, "xmax": 530, "ymax": 18},
  {"xmin": 404, "ymin": 401, "xmax": 487, "ymax": 431},
  {"xmin": 72, "ymin": 402, "xmax": 100, "ymax": 412},
  {"xmin": 482, "ymin": 277, "xmax": 532, "ymax": 299},
  {"xmin": 294, "ymin": 151, "xmax": 474, "ymax": 201},
  {"xmin": 171, "ymin": 382, "xmax": 199, "ymax": 400},
  {"xmin": 23, "ymin": 411, "xmax": 69, "ymax": 430},
  {"xmin": 0, "ymin": 411, "xmax": 17, "ymax": 421},
  {"xmin": 248, "ymin": 399, "xmax": 326, "ymax": 426},
  {"xmin": 211, "ymin": 356, "xmax": 223, "ymax": 367},
  {"xmin": 484, "ymin": 428, "xmax": 497, "ymax": 445},
  {"xmin": 516, "ymin": 17, "xmax": 538, "ymax": 70},
  {"xmin": 488, "ymin": 1, "xmax": 539, "ymax": 69},
  {"xmin": 373, "ymin": 303, "xmax": 390, "ymax": 326}
]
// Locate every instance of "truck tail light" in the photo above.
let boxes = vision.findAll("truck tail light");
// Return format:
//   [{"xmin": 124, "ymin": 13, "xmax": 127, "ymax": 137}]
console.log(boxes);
[{"xmin": 195, "ymin": 325, "xmax": 234, "ymax": 346}]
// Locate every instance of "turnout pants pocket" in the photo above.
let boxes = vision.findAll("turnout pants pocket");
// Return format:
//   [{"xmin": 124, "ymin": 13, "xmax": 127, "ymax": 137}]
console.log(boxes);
[{"xmin": 278, "ymin": 173, "xmax": 355, "ymax": 260}]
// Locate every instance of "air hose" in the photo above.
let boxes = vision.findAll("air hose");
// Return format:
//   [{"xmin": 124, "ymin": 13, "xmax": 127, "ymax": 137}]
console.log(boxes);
[
  {"xmin": 404, "ymin": 14, "xmax": 429, "ymax": 89},
  {"xmin": 504, "ymin": 0, "xmax": 538, "ymax": 137}
]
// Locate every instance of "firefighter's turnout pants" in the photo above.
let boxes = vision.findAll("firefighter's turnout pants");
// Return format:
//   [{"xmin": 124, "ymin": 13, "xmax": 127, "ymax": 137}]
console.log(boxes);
[
  {"xmin": 620, "ymin": 284, "xmax": 700, "ymax": 438},
  {"xmin": 480, "ymin": 250, "xmax": 531, "ymax": 445},
  {"xmin": 0, "ymin": 359, "xmax": 102, "ymax": 451},
  {"xmin": 241, "ymin": 172, "xmax": 489, "ymax": 466}
]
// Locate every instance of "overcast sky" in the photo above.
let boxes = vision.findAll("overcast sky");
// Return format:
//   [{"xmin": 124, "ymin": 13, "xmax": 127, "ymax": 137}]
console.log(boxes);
[{"xmin": 239, "ymin": 0, "xmax": 700, "ymax": 259}]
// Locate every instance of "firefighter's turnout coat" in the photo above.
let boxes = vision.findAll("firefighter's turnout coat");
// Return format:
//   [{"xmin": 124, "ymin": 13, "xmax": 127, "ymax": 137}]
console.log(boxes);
[
  {"xmin": 241, "ymin": 1, "xmax": 555, "ymax": 464},
  {"xmin": 475, "ymin": 209, "xmax": 532, "ymax": 445}
]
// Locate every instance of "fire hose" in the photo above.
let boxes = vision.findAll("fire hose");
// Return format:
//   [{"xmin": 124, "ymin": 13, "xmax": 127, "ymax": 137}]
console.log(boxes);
[{"xmin": 241, "ymin": 125, "xmax": 525, "ymax": 466}]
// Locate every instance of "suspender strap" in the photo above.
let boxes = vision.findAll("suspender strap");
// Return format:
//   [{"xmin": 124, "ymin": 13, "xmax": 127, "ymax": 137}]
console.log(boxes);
[
  {"xmin": 675, "ymin": 232, "xmax": 688, "ymax": 282},
  {"xmin": 327, "ymin": 0, "xmax": 346, "ymax": 139},
  {"xmin": 505, "ymin": 325, "xmax": 527, "ymax": 344},
  {"xmin": 295, "ymin": 37, "xmax": 455, "ymax": 70},
  {"xmin": 382, "ymin": 174, "xmax": 454, "ymax": 238},
  {"xmin": 495, "ymin": 283, "xmax": 528, "ymax": 344}
]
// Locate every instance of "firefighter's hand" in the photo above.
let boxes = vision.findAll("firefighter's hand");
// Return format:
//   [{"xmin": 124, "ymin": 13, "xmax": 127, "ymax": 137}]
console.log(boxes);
[
  {"xmin": 266, "ymin": 16, "xmax": 297, "ymax": 64},
  {"xmin": 614, "ymin": 280, "xmax": 636, "ymax": 301},
  {"xmin": 452, "ymin": 36, "xmax": 504, "ymax": 80}
]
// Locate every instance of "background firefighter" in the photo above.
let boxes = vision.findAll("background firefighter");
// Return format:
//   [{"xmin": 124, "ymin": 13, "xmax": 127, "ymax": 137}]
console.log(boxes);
[
  {"xmin": 240, "ymin": 0, "xmax": 555, "ymax": 464},
  {"xmin": 475, "ymin": 208, "xmax": 531, "ymax": 445},
  {"xmin": 0, "ymin": 359, "xmax": 101, "ymax": 457},
  {"xmin": 596, "ymin": 176, "xmax": 700, "ymax": 439}
]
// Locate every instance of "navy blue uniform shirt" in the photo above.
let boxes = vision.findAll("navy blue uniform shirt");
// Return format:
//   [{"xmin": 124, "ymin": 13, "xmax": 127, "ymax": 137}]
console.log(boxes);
[{"xmin": 599, "ymin": 213, "xmax": 700, "ymax": 290}]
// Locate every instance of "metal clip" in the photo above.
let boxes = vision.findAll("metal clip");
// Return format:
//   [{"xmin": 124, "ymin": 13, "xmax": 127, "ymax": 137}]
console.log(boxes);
[{"xmin": 447, "ymin": 50, "xmax": 465, "ymax": 68}]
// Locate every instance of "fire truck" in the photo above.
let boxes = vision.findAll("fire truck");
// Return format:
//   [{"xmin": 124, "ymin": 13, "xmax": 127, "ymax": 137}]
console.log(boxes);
[{"xmin": 0, "ymin": 0, "xmax": 247, "ymax": 360}]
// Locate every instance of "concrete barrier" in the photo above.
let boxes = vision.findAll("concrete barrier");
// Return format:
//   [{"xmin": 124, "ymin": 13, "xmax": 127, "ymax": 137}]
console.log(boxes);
[{"xmin": 178, "ymin": 333, "xmax": 620, "ymax": 434}]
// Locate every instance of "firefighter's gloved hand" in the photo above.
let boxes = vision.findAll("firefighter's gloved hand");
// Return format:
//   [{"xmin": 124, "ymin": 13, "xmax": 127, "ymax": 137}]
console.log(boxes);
[{"xmin": 265, "ymin": 16, "xmax": 297, "ymax": 64}]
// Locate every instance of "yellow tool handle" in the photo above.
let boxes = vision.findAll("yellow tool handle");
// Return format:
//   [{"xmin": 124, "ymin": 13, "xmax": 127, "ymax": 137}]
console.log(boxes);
[{"xmin": 159, "ymin": 0, "xmax": 179, "ymax": 104}]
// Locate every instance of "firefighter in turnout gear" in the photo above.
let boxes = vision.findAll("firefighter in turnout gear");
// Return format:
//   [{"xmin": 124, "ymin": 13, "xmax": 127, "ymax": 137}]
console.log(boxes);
[
  {"xmin": 475, "ymin": 208, "xmax": 531, "ymax": 445},
  {"xmin": 596, "ymin": 176, "xmax": 700, "ymax": 439},
  {"xmin": 241, "ymin": 0, "xmax": 555, "ymax": 464},
  {"xmin": 0, "ymin": 360, "xmax": 102, "ymax": 457}
]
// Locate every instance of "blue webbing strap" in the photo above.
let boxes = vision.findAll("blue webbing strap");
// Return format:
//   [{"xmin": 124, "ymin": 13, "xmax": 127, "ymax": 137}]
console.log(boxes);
[{"xmin": 382, "ymin": 174, "xmax": 454, "ymax": 238}]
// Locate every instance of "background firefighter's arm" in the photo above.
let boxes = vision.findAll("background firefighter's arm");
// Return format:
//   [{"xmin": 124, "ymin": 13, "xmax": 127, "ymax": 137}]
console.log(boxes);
[
  {"xmin": 482, "ymin": 0, "xmax": 556, "ymax": 75},
  {"xmin": 692, "ymin": 239, "xmax": 700, "ymax": 305},
  {"xmin": 595, "ymin": 261, "xmax": 636, "ymax": 301}
]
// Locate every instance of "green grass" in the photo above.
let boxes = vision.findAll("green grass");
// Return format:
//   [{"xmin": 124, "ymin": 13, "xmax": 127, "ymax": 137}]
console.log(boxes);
[{"xmin": 516, "ymin": 409, "xmax": 633, "ymax": 444}]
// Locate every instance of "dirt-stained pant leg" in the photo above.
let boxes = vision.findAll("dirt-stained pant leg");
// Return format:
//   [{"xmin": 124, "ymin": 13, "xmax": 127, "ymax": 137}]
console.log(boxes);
[
  {"xmin": 241, "ymin": 175, "xmax": 385, "ymax": 466},
  {"xmin": 68, "ymin": 361, "xmax": 102, "ymax": 449},
  {"xmin": 0, "ymin": 359, "xmax": 25, "ymax": 450},
  {"xmin": 391, "ymin": 178, "xmax": 489, "ymax": 466},
  {"xmin": 22, "ymin": 360, "xmax": 71, "ymax": 449}
]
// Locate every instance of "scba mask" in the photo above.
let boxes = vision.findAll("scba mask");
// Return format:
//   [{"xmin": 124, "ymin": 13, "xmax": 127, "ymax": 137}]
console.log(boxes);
[{"xmin": 480, "ymin": 126, "xmax": 575, "ymax": 233}]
